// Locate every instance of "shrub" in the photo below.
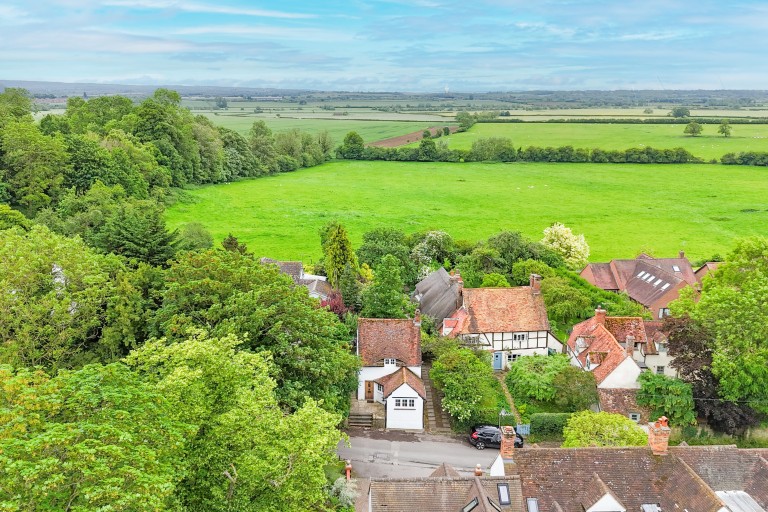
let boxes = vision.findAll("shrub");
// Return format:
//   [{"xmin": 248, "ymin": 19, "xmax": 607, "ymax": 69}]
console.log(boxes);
[
  {"xmin": 506, "ymin": 354, "xmax": 570, "ymax": 403},
  {"xmin": 530, "ymin": 413, "xmax": 573, "ymax": 440}
]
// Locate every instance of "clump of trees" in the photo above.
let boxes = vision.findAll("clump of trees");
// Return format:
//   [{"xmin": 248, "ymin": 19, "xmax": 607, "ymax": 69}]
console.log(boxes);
[{"xmin": 562, "ymin": 411, "xmax": 648, "ymax": 447}]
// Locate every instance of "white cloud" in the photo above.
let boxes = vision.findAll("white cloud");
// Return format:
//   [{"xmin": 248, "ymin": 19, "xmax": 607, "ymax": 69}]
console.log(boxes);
[
  {"xmin": 173, "ymin": 25, "xmax": 354, "ymax": 42},
  {"xmin": 618, "ymin": 31, "xmax": 687, "ymax": 42},
  {"xmin": 103, "ymin": 0, "xmax": 316, "ymax": 19}
]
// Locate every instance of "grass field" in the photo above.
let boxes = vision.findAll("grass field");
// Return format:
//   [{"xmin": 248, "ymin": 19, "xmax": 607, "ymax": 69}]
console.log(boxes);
[
  {"xmin": 415, "ymin": 123, "xmax": 768, "ymax": 160},
  {"xmin": 200, "ymin": 111, "xmax": 446, "ymax": 143},
  {"xmin": 166, "ymin": 160, "xmax": 768, "ymax": 263}
]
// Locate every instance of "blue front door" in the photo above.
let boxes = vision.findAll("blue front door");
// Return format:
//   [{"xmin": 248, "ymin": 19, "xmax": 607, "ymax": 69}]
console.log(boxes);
[{"xmin": 493, "ymin": 351, "xmax": 503, "ymax": 370}]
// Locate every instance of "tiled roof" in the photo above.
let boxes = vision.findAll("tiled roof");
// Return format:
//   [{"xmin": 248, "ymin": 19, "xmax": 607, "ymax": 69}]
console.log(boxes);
[
  {"xmin": 581, "ymin": 255, "xmax": 700, "ymax": 306},
  {"xmin": 375, "ymin": 367, "xmax": 426, "ymax": 400},
  {"xmin": 260, "ymin": 257, "xmax": 304, "ymax": 282},
  {"xmin": 597, "ymin": 388, "xmax": 651, "ymax": 422},
  {"xmin": 357, "ymin": 318, "xmax": 421, "ymax": 367},
  {"xmin": 509, "ymin": 447, "xmax": 726, "ymax": 512},
  {"xmin": 672, "ymin": 446, "xmax": 768, "ymax": 508},
  {"xmin": 430, "ymin": 462, "xmax": 461, "ymax": 478},
  {"xmin": 604, "ymin": 316, "xmax": 648, "ymax": 345},
  {"xmin": 413, "ymin": 268, "xmax": 462, "ymax": 323},
  {"xmin": 447, "ymin": 287, "xmax": 550, "ymax": 335},
  {"xmin": 579, "ymin": 473, "xmax": 624, "ymax": 511},
  {"xmin": 367, "ymin": 475, "xmax": 523, "ymax": 512},
  {"xmin": 567, "ymin": 317, "xmax": 638, "ymax": 385},
  {"xmin": 642, "ymin": 321, "xmax": 668, "ymax": 355}
]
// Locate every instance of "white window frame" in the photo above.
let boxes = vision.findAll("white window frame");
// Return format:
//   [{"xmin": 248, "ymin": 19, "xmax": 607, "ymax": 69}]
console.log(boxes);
[
  {"xmin": 629, "ymin": 413, "xmax": 641, "ymax": 422},
  {"xmin": 658, "ymin": 308, "xmax": 670, "ymax": 319},
  {"xmin": 656, "ymin": 366, "xmax": 665, "ymax": 375},
  {"xmin": 376, "ymin": 383, "xmax": 383, "ymax": 392},
  {"xmin": 393, "ymin": 398, "xmax": 415, "ymax": 409},
  {"xmin": 384, "ymin": 358, "xmax": 397, "ymax": 366},
  {"xmin": 512, "ymin": 333, "xmax": 527, "ymax": 342}
]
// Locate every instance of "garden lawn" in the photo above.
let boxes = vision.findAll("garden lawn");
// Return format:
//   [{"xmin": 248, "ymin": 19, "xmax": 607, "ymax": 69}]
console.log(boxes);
[
  {"xmin": 165, "ymin": 160, "xmax": 768, "ymax": 263},
  {"xmin": 427, "ymin": 123, "xmax": 768, "ymax": 160}
]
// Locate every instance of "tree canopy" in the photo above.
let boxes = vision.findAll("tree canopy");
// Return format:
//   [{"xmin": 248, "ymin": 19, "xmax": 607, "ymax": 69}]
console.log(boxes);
[{"xmin": 562, "ymin": 411, "xmax": 648, "ymax": 447}]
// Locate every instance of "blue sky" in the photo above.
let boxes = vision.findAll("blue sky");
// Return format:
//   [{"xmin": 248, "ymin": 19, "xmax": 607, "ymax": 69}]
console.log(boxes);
[{"xmin": 1, "ymin": 0, "xmax": 766, "ymax": 92}]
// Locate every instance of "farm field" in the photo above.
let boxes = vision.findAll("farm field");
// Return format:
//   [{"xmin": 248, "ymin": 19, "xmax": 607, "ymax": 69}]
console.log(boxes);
[
  {"xmin": 415, "ymin": 123, "xmax": 768, "ymax": 160},
  {"xmin": 200, "ymin": 111, "xmax": 445, "ymax": 143},
  {"xmin": 166, "ymin": 160, "xmax": 768, "ymax": 263}
]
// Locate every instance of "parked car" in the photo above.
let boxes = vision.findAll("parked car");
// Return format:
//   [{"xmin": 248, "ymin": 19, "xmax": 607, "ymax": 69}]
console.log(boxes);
[{"xmin": 468, "ymin": 425, "xmax": 523, "ymax": 450}]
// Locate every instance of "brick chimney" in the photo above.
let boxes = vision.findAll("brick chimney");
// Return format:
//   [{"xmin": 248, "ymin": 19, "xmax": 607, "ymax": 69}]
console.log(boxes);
[
  {"xmin": 595, "ymin": 307, "xmax": 606, "ymax": 325},
  {"xmin": 530, "ymin": 274, "xmax": 542, "ymax": 295},
  {"xmin": 679, "ymin": 250, "xmax": 685, "ymax": 258},
  {"xmin": 499, "ymin": 426, "xmax": 517, "ymax": 461},
  {"xmin": 413, "ymin": 309, "xmax": 422, "ymax": 328},
  {"xmin": 648, "ymin": 416, "xmax": 671, "ymax": 456},
  {"xmin": 624, "ymin": 335, "xmax": 635, "ymax": 357}
]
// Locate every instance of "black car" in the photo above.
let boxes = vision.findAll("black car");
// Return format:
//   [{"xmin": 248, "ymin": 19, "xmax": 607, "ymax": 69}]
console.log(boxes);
[{"xmin": 468, "ymin": 425, "xmax": 524, "ymax": 450}]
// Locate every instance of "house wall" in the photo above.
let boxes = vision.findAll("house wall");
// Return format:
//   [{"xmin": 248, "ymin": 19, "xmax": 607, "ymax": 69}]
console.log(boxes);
[
  {"xmin": 357, "ymin": 365, "xmax": 422, "ymax": 400},
  {"xmin": 460, "ymin": 330, "xmax": 563, "ymax": 369},
  {"xmin": 598, "ymin": 358, "xmax": 642, "ymax": 389},
  {"xmin": 648, "ymin": 282, "xmax": 688, "ymax": 320},
  {"xmin": 385, "ymin": 383, "xmax": 424, "ymax": 430},
  {"xmin": 641, "ymin": 352, "xmax": 677, "ymax": 377}
]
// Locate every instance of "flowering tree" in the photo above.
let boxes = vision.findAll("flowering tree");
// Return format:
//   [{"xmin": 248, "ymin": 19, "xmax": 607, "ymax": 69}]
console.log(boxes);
[{"xmin": 540, "ymin": 222, "xmax": 590, "ymax": 271}]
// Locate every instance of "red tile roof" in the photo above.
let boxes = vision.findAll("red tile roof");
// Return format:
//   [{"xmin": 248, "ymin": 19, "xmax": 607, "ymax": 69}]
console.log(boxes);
[
  {"xmin": 567, "ymin": 315, "xmax": 646, "ymax": 385},
  {"xmin": 447, "ymin": 287, "xmax": 550, "ymax": 335},
  {"xmin": 375, "ymin": 367, "xmax": 426, "ymax": 400},
  {"xmin": 357, "ymin": 318, "xmax": 421, "ymax": 367}
]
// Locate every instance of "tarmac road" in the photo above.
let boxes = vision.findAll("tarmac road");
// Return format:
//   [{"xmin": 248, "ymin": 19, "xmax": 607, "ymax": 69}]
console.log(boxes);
[{"xmin": 337, "ymin": 428, "xmax": 502, "ymax": 479}]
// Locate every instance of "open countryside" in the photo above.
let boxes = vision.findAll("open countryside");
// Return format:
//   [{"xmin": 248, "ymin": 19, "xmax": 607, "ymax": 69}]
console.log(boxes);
[
  {"xmin": 166, "ymin": 159, "xmax": 768, "ymax": 262},
  {"xmin": 410, "ymin": 122, "xmax": 768, "ymax": 160}
]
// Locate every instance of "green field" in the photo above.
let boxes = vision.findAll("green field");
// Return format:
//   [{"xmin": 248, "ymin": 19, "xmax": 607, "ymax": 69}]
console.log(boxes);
[
  {"xmin": 428, "ymin": 123, "xmax": 768, "ymax": 160},
  {"xmin": 201, "ymin": 112, "xmax": 444, "ymax": 144},
  {"xmin": 166, "ymin": 160, "xmax": 768, "ymax": 263}
]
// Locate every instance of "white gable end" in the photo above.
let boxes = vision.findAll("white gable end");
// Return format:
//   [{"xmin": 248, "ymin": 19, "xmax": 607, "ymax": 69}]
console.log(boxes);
[
  {"xmin": 586, "ymin": 493, "xmax": 626, "ymax": 512},
  {"xmin": 598, "ymin": 357, "xmax": 642, "ymax": 389}
]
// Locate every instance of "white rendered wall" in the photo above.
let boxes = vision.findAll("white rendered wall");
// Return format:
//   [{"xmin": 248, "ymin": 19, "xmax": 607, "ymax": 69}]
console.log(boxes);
[
  {"xmin": 357, "ymin": 365, "xmax": 422, "ymax": 400},
  {"xmin": 598, "ymin": 358, "xmax": 642, "ymax": 389},
  {"xmin": 385, "ymin": 383, "xmax": 424, "ymax": 430}
]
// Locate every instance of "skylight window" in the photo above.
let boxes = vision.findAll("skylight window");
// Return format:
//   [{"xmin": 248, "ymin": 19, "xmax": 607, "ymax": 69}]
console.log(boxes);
[
  {"xmin": 463, "ymin": 498, "xmax": 479, "ymax": 512},
  {"xmin": 653, "ymin": 279, "xmax": 663, "ymax": 286},
  {"xmin": 498, "ymin": 484, "xmax": 511, "ymax": 505},
  {"xmin": 672, "ymin": 265, "xmax": 681, "ymax": 272},
  {"xmin": 661, "ymin": 283, "xmax": 671, "ymax": 291},
  {"xmin": 637, "ymin": 271, "xmax": 647, "ymax": 278},
  {"xmin": 645, "ymin": 275, "xmax": 655, "ymax": 282}
]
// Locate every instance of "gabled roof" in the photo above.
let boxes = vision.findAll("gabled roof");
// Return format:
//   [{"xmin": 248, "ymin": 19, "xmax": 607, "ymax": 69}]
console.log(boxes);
[
  {"xmin": 413, "ymin": 267, "xmax": 462, "ymax": 323},
  {"xmin": 260, "ymin": 257, "xmax": 304, "ymax": 282},
  {"xmin": 567, "ymin": 316, "xmax": 642, "ymax": 385},
  {"xmin": 579, "ymin": 473, "xmax": 626, "ymax": 512},
  {"xmin": 430, "ymin": 462, "xmax": 461, "ymax": 478},
  {"xmin": 367, "ymin": 475, "xmax": 523, "ymax": 512},
  {"xmin": 509, "ymin": 447, "xmax": 725, "ymax": 512},
  {"xmin": 357, "ymin": 318, "xmax": 421, "ymax": 367},
  {"xmin": 446, "ymin": 287, "xmax": 550, "ymax": 335},
  {"xmin": 375, "ymin": 367, "xmax": 426, "ymax": 400},
  {"xmin": 642, "ymin": 321, "xmax": 668, "ymax": 355},
  {"xmin": 581, "ymin": 254, "xmax": 700, "ymax": 306}
]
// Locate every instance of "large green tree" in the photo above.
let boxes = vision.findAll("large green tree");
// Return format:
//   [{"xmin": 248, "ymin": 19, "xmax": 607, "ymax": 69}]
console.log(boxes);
[
  {"xmin": 126, "ymin": 332, "xmax": 345, "ymax": 512},
  {"xmin": 150, "ymin": 249, "xmax": 359, "ymax": 412},
  {"xmin": 321, "ymin": 221, "xmax": 358, "ymax": 288},
  {"xmin": 671, "ymin": 237, "xmax": 768, "ymax": 415},
  {"xmin": 0, "ymin": 363, "xmax": 188, "ymax": 511},
  {"xmin": 636, "ymin": 371, "xmax": 696, "ymax": 426},
  {"xmin": 0, "ymin": 226, "xmax": 144, "ymax": 370},
  {"xmin": 360, "ymin": 254, "xmax": 412, "ymax": 319}
]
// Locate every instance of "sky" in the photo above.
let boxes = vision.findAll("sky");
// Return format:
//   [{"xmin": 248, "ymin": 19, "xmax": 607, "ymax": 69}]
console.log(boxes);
[{"xmin": 1, "ymin": 0, "xmax": 767, "ymax": 92}]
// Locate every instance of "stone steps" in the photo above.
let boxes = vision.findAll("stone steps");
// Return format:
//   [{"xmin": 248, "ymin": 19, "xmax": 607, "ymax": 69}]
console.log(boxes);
[
  {"xmin": 348, "ymin": 413, "xmax": 373, "ymax": 427},
  {"xmin": 422, "ymin": 364, "xmax": 453, "ymax": 433}
]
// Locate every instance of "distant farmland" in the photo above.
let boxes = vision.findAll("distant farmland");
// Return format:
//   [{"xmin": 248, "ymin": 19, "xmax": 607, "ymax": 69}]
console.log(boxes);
[
  {"xmin": 166, "ymin": 160, "xmax": 768, "ymax": 263},
  {"xmin": 427, "ymin": 123, "xmax": 768, "ymax": 160}
]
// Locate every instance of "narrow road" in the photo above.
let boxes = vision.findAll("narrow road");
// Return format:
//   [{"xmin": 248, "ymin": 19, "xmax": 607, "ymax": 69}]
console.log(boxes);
[{"xmin": 338, "ymin": 432, "xmax": 499, "ymax": 479}]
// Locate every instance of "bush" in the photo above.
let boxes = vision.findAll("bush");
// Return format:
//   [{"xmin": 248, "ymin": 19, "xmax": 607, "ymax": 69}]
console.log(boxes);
[
  {"xmin": 530, "ymin": 413, "xmax": 573, "ymax": 441},
  {"xmin": 506, "ymin": 354, "xmax": 570, "ymax": 403}
]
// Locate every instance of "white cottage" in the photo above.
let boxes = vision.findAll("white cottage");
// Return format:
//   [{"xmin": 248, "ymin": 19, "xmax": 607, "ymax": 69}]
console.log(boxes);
[
  {"xmin": 442, "ymin": 274, "xmax": 563, "ymax": 370},
  {"xmin": 356, "ymin": 315, "xmax": 425, "ymax": 430}
]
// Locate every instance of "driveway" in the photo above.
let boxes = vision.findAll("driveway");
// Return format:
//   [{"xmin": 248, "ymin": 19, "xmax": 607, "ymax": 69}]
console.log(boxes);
[{"xmin": 337, "ymin": 428, "xmax": 502, "ymax": 479}]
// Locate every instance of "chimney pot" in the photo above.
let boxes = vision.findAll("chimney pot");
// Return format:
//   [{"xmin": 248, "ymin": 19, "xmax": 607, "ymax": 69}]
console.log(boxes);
[
  {"xmin": 595, "ymin": 307, "xmax": 607, "ymax": 325},
  {"xmin": 679, "ymin": 250, "xmax": 685, "ymax": 258},
  {"xmin": 530, "ymin": 274, "xmax": 542, "ymax": 295},
  {"xmin": 474, "ymin": 464, "xmax": 483, "ymax": 477},
  {"xmin": 414, "ymin": 309, "xmax": 422, "ymax": 328}
]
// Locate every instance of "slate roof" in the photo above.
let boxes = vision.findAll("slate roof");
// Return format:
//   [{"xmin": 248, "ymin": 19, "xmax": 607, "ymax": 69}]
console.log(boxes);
[
  {"xmin": 567, "ymin": 316, "xmax": 642, "ymax": 385},
  {"xmin": 581, "ymin": 254, "xmax": 700, "ymax": 307},
  {"xmin": 508, "ymin": 447, "xmax": 726, "ymax": 512},
  {"xmin": 260, "ymin": 257, "xmax": 304, "ymax": 282},
  {"xmin": 367, "ymin": 475, "xmax": 523, "ymax": 512},
  {"xmin": 447, "ymin": 287, "xmax": 550, "ymax": 335},
  {"xmin": 413, "ymin": 268, "xmax": 463, "ymax": 323},
  {"xmin": 375, "ymin": 367, "xmax": 426, "ymax": 400},
  {"xmin": 357, "ymin": 318, "xmax": 421, "ymax": 367}
]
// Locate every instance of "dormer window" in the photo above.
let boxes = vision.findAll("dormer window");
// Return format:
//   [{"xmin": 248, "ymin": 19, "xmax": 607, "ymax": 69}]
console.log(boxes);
[{"xmin": 384, "ymin": 358, "xmax": 397, "ymax": 366}]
